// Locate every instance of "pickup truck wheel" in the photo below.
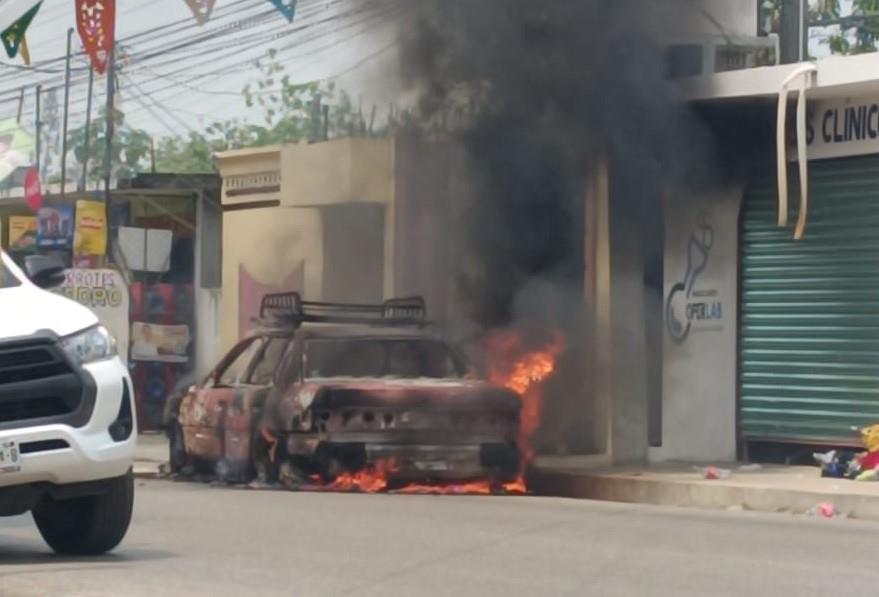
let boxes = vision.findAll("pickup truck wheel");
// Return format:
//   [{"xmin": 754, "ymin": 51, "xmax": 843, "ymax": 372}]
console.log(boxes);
[{"xmin": 32, "ymin": 472, "xmax": 134, "ymax": 555}]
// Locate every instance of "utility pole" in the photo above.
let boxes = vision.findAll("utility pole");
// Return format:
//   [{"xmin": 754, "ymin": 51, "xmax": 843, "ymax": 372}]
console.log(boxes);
[
  {"xmin": 104, "ymin": 45, "xmax": 115, "ymax": 199},
  {"xmin": 34, "ymin": 85, "xmax": 41, "ymax": 175},
  {"xmin": 60, "ymin": 28, "xmax": 74, "ymax": 198},
  {"xmin": 80, "ymin": 65, "xmax": 94, "ymax": 191},
  {"xmin": 780, "ymin": 0, "xmax": 809, "ymax": 64}
]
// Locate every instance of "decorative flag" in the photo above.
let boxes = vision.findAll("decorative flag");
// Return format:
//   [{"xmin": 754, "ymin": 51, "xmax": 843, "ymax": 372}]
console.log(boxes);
[
  {"xmin": 184, "ymin": 0, "xmax": 216, "ymax": 25},
  {"xmin": 1, "ymin": 2, "xmax": 42, "ymax": 65},
  {"xmin": 267, "ymin": 0, "xmax": 297, "ymax": 23},
  {"xmin": 75, "ymin": 0, "xmax": 116, "ymax": 74}
]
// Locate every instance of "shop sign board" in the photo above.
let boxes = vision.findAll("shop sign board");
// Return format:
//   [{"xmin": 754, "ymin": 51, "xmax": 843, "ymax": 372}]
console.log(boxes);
[
  {"xmin": 53, "ymin": 269, "xmax": 129, "ymax": 363},
  {"xmin": 807, "ymin": 96, "xmax": 879, "ymax": 160}
]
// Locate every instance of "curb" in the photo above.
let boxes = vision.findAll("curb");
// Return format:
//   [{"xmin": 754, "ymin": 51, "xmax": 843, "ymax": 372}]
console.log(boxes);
[{"xmin": 528, "ymin": 468, "xmax": 879, "ymax": 520}]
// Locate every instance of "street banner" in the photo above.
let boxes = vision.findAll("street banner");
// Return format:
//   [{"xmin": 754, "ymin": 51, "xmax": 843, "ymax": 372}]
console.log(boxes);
[
  {"xmin": 37, "ymin": 205, "xmax": 74, "ymax": 249},
  {"xmin": 74, "ymin": 199, "xmax": 107, "ymax": 256},
  {"xmin": 8, "ymin": 215, "xmax": 36, "ymax": 254},
  {"xmin": 266, "ymin": 0, "xmax": 297, "ymax": 23},
  {"xmin": 75, "ymin": 0, "xmax": 115, "ymax": 74},
  {"xmin": 53, "ymin": 269, "xmax": 129, "ymax": 363},
  {"xmin": 130, "ymin": 322, "xmax": 190, "ymax": 363},
  {"xmin": 0, "ymin": 1, "xmax": 41, "ymax": 65},
  {"xmin": 183, "ymin": 0, "xmax": 216, "ymax": 25}
]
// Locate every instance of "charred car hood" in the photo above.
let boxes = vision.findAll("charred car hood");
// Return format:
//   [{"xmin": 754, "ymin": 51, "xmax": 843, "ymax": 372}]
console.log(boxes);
[{"xmin": 300, "ymin": 378, "xmax": 521, "ymax": 412}]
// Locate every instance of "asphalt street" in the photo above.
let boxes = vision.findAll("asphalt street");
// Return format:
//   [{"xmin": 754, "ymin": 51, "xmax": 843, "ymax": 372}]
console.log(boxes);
[{"xmin": 0, "ymin": 479, "xmax": 876, "ymax": 596}]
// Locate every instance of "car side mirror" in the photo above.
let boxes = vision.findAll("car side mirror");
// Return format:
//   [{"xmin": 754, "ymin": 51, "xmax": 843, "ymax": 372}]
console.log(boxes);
[{"xmin": 24, "ymin": 254, "xmax": 66, "ymax": 289}]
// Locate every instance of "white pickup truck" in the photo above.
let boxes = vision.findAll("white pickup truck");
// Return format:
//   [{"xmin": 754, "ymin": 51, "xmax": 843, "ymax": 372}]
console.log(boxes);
[{"xmin": 0, "ymin": 249, "xmax": 136, "ymax": 555}]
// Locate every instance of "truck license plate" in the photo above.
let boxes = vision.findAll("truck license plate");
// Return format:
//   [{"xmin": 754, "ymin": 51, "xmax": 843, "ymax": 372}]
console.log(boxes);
[{"xmin": 0, "ymin": 441, "xmax": 20, "ymax": 474}]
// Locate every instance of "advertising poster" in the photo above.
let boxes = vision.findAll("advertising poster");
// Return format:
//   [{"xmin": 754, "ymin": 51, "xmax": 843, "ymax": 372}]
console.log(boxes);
[
  {"xmin": 8, "ymin": 215, "xmax": 36, "ymax": 254},
  {"xmin": 37, "ymin": 205, "xmax": 75, "ymax": 249},
  {"xmin": 53, "ymin": 269, "xmax": 130, "ymax": 363},
  {"xmin": 74, "ymin": 199, "xmax": 107, "ymax": 256},
  {"xmin": 130, "ymin": 322, "xmax": 190, "ymax": 363},
  {"xmin": 0, "ymin": 119, "xmax": 33, "ymax": 186}
]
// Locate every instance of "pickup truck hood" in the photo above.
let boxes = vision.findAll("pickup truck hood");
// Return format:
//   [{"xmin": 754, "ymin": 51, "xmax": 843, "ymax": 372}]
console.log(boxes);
[{"xmin": 0, "ymin": 283, "xmax": 97, "ymax": 338}]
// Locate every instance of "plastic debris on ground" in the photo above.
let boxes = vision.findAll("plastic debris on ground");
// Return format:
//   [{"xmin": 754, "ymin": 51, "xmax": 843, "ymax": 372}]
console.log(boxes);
[
  {"xmin": 695, "ymin": 466, "xmax": 732, "ymax": 480},
  {"xmin": 813, "ymin": 424, "xmax": 879, "ymax": 480},
  {"xmin": 806, "ymin": 502, "xmax": 838, "ymax": 519},
  {"xmin": 738, "ymin": 463, "xmax": 762, "ymax": 472}
]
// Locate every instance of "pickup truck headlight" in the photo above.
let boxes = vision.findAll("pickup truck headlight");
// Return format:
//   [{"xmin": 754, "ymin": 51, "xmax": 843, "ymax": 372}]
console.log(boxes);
[{"xmin": 61, "ymin": 325, "xmax": 117, "ymax": 365}]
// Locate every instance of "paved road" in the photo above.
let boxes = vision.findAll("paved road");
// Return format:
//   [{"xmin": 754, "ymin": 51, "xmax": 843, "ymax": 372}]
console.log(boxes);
[{"xmin": 0, "ymin": 480, "xmax": 876, "ymax": 596}]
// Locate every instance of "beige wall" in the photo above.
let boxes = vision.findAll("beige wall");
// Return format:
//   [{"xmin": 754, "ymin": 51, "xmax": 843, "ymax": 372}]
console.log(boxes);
[
  {"xmin": 281, "ymin": 138, "xmax": 394, "ymax": 208},
  {"xmin": 220, "ymin": 206, "xmax": 323, "ymax": 352}
]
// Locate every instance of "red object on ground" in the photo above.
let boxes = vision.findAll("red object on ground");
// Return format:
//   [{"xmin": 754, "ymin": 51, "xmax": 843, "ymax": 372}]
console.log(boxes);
[{"xmin": 24, "ymin": 168, "xmax": 41, "ymax": 211}]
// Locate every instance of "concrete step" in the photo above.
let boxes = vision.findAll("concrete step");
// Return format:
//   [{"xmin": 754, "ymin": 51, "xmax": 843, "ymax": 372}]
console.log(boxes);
[{"xmin": 528, "ymin": 463, "xmax": 879, "ymax": 520}]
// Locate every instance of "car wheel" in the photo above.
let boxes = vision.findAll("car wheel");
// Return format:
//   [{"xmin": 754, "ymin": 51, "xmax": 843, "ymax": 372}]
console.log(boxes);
[{"xmin": 32, "ymin": 472, "xmax": 134, "ymax": 555}]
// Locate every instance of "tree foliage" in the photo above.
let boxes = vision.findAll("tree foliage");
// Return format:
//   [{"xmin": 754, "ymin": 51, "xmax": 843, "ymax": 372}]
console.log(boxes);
[{"xmin": 762, "ymin": 0, "xmax": 879, "ymax": 55}]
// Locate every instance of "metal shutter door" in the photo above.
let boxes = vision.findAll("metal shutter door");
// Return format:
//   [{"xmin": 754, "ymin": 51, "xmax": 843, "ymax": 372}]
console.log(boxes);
[{"xmin": 740, "ymin": 155, "xmax": 879, "ymax": 443}]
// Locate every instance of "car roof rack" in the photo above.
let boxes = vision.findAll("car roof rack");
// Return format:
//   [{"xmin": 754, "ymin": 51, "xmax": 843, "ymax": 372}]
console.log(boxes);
[{"xmin": 259, "ymin": 292, "xmax": 428, "ymax": 327}]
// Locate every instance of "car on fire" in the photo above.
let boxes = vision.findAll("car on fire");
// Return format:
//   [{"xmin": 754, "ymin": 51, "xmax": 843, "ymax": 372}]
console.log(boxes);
[{"xmin": 165, "ymin": 294, "xmax": 523, "ymax": 488}]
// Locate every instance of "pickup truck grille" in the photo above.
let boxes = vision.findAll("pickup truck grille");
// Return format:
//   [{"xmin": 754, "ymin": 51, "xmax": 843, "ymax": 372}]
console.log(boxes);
[{"xmin": 0, "ymin": 340, "xmax": 84, "ymax": 425}]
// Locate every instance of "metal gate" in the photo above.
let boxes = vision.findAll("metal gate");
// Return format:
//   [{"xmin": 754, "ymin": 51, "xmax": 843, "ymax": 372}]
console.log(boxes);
[{"xmin": 740, "ymin": 155, "xmax": 879, "ymax": 444}]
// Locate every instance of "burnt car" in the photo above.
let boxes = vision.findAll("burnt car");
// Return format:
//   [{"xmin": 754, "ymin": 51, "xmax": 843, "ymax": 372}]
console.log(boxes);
[{"xmin": 169, "ymin": 294, "xmax": 522, "ymax": 487}]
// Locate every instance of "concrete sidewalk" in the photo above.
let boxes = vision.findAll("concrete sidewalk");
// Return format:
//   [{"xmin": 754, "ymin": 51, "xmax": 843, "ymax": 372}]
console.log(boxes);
[
  {"xmin": 529, "ymin": 458, "xmax": 879, "ymax": 520},
  {"xmin": 133, "ymin": 433, "xmax": 167, "ymax": 479}
]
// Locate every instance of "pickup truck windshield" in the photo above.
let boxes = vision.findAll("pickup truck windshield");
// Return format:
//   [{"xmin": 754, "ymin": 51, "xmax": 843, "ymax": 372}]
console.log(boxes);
[
  {"xmin": 304, "ymin": 338, "xmax": 463, "ymax": 379},
  {"xmin": 0, "ymin": 258, "xmax": 21, "ymax": 289}
]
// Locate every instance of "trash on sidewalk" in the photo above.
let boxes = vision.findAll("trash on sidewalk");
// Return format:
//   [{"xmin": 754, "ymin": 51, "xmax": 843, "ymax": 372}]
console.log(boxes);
[
  {"xmin": 738, "ymin": 464, "xmax": 762, "ymax": 472},
  {"xmin": 813, "ymin": 424, "xmax": 879, "ymax": 480},
  {"xmin": 696, "ymin": 466, "xmax": 731, "ymax": 480},
  {"xmin": 806, "ymin": 502, "xmax": 838, "ymax": 519}
]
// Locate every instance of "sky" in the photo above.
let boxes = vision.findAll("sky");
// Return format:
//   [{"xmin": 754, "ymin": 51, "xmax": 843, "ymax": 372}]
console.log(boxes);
[{"xmin": 0, "ymin": 0, "xmax": 406, "ymax": 141}]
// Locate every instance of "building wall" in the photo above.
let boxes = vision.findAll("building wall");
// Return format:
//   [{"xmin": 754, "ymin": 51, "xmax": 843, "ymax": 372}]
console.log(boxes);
[
  {"xmin": 219, "ymin": 206, "xmax": 323, "ymax": 352},
  {"xmin": 658, "ymin": 184, "xmax": 743, "ymax": 462}
]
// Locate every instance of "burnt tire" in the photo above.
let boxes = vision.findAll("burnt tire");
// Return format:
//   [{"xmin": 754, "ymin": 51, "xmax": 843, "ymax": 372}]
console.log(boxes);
[
  {"xmin": 32, "ymin": 472, "xmax": 134, "ymax": 556},
  {"xmin": 168, "ymin": 421, "xmax": 188, "ymax": 474}
]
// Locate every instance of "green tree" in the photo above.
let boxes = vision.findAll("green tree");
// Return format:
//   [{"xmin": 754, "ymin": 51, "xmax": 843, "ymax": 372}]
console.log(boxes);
[
  {"xmin": 762, "ymin": 0, "xmax": 879, "ymax": 55},
  {"xmin": 147, "ymin": 49, "xmax": 380, "ymax": 174},
  {"xmin": 68, "ymin": 107, "xmax": 152, "ymax": 184}
]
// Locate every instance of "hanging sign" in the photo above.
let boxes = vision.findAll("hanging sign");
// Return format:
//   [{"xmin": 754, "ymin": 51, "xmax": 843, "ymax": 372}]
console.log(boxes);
[
  {"xmin": 75, "ymin": 0, "xmax": 115, "ymax": 74},
  {"xmin": 23, "ymin": 167, "xmax": 41, "ymax": 211},
  {"xmin": 183, "ymin": 0, "xmax": 216, "ymax": 25},
  {"xmin": 37, "ymin": 205, "xmax": 74, "ymax": 249},
  {"xmin": 266, "ymin": 0, "xmax": 297, "ymax": 23},
  {"xmin": 74, "ymin": 199, "xmax": 108, "ymax": 256},
  {"xmin": 1, "ymin": 1, "xmax": 41, "ymax": 65}
]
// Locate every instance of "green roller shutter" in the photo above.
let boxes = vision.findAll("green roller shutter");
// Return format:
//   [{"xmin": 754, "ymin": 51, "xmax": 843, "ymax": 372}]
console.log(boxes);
[{"xmin": 740, "ymin": 155, "xmax": 879, "ymax": 444}]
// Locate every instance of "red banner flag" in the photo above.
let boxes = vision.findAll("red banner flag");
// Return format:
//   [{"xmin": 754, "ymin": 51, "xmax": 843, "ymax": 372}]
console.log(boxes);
[
  {"xmin": 75, "ymin": 0, "xmax": 115, "ymax": 74},
  {"xmin": 184, "ymin": 0, "xmax": 216, "ymax": 25}
]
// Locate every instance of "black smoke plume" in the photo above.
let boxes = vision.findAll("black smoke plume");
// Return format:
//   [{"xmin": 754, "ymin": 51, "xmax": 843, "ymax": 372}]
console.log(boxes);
[{"xmin": 399, "ymin": 1, "xmax": 718, "ymax": 453}]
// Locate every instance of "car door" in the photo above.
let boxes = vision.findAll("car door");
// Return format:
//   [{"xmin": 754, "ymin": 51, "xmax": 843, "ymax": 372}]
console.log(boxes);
[
  {"xmin": 222, "ymin": 336, "xmax": 293, "ymax": 472},
  {"xmin": 179, "ymin": 336, "xmax": 267, "ymax": 463}
]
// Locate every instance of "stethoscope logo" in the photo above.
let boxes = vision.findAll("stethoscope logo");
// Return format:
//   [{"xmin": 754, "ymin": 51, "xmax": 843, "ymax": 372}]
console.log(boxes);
[{"xmin": 666, "ymin": 213, "xmax": 714, "ymax": 344}]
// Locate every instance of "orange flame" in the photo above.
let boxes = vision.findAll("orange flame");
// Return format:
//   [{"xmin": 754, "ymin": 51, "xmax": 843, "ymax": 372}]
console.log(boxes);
[
  {"xmin": 306, "ymin": 462, "xmax": 527, "ymax": 495},
  {"xmin": 483, "ymin": 329, "xmax": 565, "ymax": 464}
]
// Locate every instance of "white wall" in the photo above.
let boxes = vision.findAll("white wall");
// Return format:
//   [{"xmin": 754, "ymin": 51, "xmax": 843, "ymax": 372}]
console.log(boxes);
[{"xmin": 657, "ymin": 185, "xmax": 743, "ymax": 463}]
